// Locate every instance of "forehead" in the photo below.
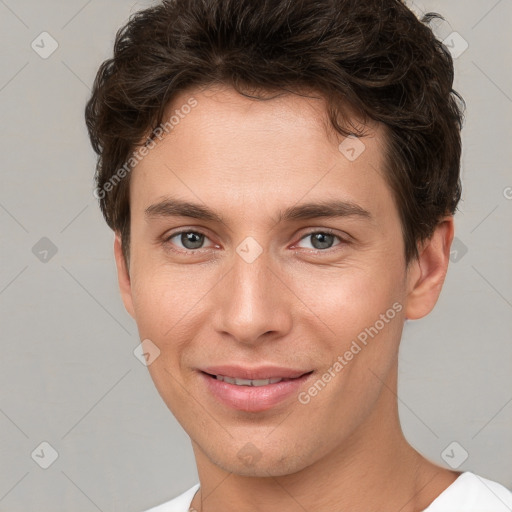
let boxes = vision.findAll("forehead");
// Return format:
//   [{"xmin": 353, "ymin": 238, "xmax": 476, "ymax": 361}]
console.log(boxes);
[{"xmin": 129, "ymin": 85, "xmax": 396, "ymax": 226}]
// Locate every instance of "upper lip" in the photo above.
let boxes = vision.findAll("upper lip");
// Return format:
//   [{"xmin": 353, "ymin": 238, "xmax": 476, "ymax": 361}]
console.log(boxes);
[{"xmin": 201, "ymin": 365, "xmax": 312, "ymax": 380}]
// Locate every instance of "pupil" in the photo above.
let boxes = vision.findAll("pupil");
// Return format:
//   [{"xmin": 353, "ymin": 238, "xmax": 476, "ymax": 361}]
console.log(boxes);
[
  {"xmin": 182, "ymin": 232, "xmax": 203, "ymax": 249},
  {"xmin": 312, "ymin": 233, "xmax": 333, "ymax": 250},
  {"xmin": 179, "ymin": 232, "xmax": 333, "ymax": 250}
]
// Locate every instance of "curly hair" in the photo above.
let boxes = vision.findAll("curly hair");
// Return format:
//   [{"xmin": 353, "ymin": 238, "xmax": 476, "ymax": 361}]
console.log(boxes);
[{"xmin": 85, "ymin": 0, "xmax": 464, "ymax": 268}]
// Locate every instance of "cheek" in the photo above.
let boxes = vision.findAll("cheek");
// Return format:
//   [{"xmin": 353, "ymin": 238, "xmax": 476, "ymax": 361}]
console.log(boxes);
[
  {"xmin": 296, "ymin": 271, "xmax": 406, "ymax": 419},
  {"xmin": 129, "ymin": 263, "xmax": 181, "ymax": 341},
  {"xmin": 128, "ymin": 266, "xmax": 203, "ymax": 408},
  {"xmin": 294, "ymin": 261, "xmax": 406, "ymax": 399},
  {"xmin": 293, "ymin": 261, "xmax": 403, "ymax": 330},
  {"xmin": 129, "ymin": 261, "xmax": 215, "ymax": 354}
]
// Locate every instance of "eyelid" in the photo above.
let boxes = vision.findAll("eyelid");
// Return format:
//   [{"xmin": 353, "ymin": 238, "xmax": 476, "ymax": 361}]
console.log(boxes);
[
  {"xmin": 163, "ymin": 228, "xmax": 217, "ymax": 252},
  {"xmin": 162, "ymin": 227, "xmax": 350, "ymax": 253},
  {"xmin": 292, "ymin": 228, "xmax": 348, "ymax": 250}
]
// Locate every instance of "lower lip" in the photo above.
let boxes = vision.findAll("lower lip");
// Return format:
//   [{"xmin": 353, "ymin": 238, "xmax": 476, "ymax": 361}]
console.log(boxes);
[{"xmin": 200, "ymin": 371, "xmax": 312, "ymax": 412}]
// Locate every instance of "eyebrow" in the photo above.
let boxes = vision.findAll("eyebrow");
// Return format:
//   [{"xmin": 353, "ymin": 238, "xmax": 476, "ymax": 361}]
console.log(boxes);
[{"xmin": 144, "ymin": 197, "xmax": 372, "ymax": 225}]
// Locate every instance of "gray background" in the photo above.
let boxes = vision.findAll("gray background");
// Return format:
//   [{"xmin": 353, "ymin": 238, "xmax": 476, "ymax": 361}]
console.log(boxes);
[{"xmin": 0, "ymin": 0, "xmax": 511, "ymax": 510}]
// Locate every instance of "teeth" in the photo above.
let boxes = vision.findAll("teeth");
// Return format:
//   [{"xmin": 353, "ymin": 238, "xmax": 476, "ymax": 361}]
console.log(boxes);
[
  {"xmin": 215, "ymin": 375, "xmax": 284, "ymax": 386},
  {"xmin": 235, "ymin": 378, "xmax": 253, "ymax": 386}
]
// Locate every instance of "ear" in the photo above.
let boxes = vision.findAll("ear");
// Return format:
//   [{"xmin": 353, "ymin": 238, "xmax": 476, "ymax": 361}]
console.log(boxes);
[
  {"xmin": 113, "ymin": 232, "xmax": 135, "ymax": 319},
  {"xmin": 404, "ymin": 216, "xmax": 454, "ymax": 320}
]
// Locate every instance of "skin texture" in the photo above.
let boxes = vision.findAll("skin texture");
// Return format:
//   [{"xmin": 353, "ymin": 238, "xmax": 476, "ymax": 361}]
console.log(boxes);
[{"xmin": 114, "ymin": 85, "xmax": 460, "ymax": 511}]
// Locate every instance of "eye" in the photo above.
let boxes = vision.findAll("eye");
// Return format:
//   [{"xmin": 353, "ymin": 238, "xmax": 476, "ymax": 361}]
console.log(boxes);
[
  {"xmin": 164, "ymin": 230, "xmax": 215, "ymax": 252},
  {"xmin": 162, "ymin": 228, "xmax": 347, "ymax": 254},
  {"xmin": 295, "ymin": 230, "xmax": 345, "ymax": 251}
]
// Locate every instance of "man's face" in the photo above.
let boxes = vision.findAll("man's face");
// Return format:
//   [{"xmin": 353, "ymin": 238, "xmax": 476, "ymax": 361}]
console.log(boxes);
[{"xmin": 117, "ymin": 85, "xmax": 420, "ymax": 476}]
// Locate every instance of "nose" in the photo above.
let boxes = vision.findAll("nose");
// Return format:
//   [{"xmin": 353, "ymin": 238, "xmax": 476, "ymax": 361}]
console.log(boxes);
[{"xmin": 211, "ymin": 246, "xmax": 293, "ymax": 346}]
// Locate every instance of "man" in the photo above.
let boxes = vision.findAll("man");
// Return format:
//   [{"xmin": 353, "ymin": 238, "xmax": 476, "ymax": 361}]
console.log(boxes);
[{"xmin": 85, "ymin": 0, "xmax": 512, "ymax": 510}]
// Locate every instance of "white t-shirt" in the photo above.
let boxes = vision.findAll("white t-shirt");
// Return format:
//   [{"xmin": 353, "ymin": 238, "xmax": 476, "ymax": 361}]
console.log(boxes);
[{"xmin": 143, "ymin": 472, "xmax": 512, "ymax": 512}]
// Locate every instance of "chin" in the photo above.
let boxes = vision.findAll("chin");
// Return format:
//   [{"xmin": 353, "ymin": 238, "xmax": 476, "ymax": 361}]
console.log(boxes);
[{"xmin": 203, "ymin": 440, "xmax": 313, "ymax": 478}]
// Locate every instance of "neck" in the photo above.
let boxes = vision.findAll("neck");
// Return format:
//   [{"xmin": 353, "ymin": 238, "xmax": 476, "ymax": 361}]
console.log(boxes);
[{"xmin": 190, "ymin": 363, "xmax": 461, "ymax": 512}]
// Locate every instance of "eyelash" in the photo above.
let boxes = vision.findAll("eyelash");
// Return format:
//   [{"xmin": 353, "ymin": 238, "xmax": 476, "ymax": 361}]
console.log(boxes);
[{"xmin": 162, "ymin": 228, "xmax": 348, "ymax": 255}]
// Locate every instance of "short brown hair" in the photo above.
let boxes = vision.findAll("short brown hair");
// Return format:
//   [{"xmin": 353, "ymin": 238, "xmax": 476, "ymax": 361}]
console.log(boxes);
[{"xmin": 85, "ymin": 0, "xmax": 464, "ymax": 268}]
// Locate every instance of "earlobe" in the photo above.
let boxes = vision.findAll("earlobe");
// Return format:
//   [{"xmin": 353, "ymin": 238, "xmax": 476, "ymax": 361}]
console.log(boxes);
[
  {"xmin": 113, "ymin": 233, "xmax": 136, "ymax": 319},
  {"xmin": 404, "ymin": 217, "xmax": 455, "ymax": 321}
]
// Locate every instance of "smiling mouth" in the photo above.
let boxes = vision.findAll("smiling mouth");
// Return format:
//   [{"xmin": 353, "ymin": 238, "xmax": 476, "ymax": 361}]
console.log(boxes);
[
  {"xmin": 200, "ymin": 369, "xmax": 315, "ymax": 412},
  {"xmin": 202, "ymin": 371, "xmax": 313, "ymax": 387}
]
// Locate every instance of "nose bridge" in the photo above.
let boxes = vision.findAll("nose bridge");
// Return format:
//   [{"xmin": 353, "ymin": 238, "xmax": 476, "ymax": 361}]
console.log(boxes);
[{"xmin": 213, "ymin": 244, "xmax": 291, "ymax": 343}]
